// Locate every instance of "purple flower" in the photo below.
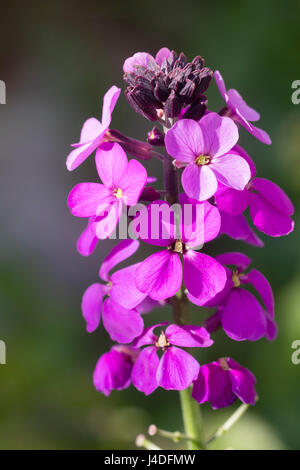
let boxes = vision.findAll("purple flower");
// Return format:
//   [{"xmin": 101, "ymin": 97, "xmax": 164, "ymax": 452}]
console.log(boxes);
[
  {"xmin": 81, "ymin": 240, "xmax": 147, "ymax": 343},
  {"xmin": 215, "ymin": 177, "xmax": 294, "ymax": 237},
  {"xmin": 68, "ymin": 142, "xmax": 147, "ymax": 239},
  {"xmin": 94, "ymin": 345, "xmax": 139, "ymax": 396},
  {"xmin": 132, "ymin": 323, "xmax": 213, "ymax": 395},
  {"xmin": 192, "ymin": 357, "xmax": 257, "ymax": 409},
  {"xmin": 165, "ymin": 113, "xmax": 251, "ymax": 201},
  {"xmin": 123, "ymin": 47, "xmax": 171, "ymax": 73},
  {"xmin": 189, "ymin": 252, "xmax": 277, "ymax": 342},
  {"xmin": 66, "ymin": 86, "xmax": 121, "ymax": 171},
  {"xmin": 134, "ymin": 199, "xmax": 227, "ymax": 302},
  {"xmin": 214, "ymin": 71, "xmax": 271, "ymax": 145}
]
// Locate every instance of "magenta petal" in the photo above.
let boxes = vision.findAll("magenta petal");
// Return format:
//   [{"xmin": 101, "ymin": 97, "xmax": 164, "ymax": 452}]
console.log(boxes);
[
  {"xmin": 192, "ymin": 363, "xmax": 236, "ymax": 409},
  {"xmin": 182, "ymin": 197, "xmax": 221, "ymax": 246},
  {"xmin": 228, "ymin": 358, "xmax": 257, "ymax": 405},
  {"xmin": 81, "ymin": 283, "xmax": 106, "ymax": 333},
  {"xmin": 215, "ymin": 184, "xmax": 249, "ymax": 215},
  {"xmin": 166, "ymin": 324, "xmax": 213, "ymax": 348},
  {"xmin": 133, "ymin": 322, "xmax": 169, "ymax": 348},
  {"xmin": 242, "ymin": 268, "xmax": 274, "ymax": 317},
  {"xmin": 131, "ymin": 346, "xmax": 159, "ymax": 395},
  {"xmin": 250, "ymin": 178, "xmax": 294, "ymax": 216},
  {"xmin": 199, "ymin": 112, "xmax": 239, "ymax": 158},
  {"xmin": 155, "ymin": 47, "xmax": 171, "ymax": 65},
  {"xmin": 118, "ymin": 159, "xmax": 147, "ymax": 206},
  {"xmin": 66, "ymin": 134, "xmax": 105, "ymax": 171},
  {"xmin": 211, "ymin": 153, "xmax": 251, "ymax": 191},
  {"xmin": 183, "ymin": 251, "xmax": 227, "ymax": 304},
  {"xmin": 214, "ymin": 71, "xmax": 227, "ymax": 101},
  {"xmin": 94, "ymin": 200, "xmax": 123, "ymax": 239},
  {"xmin": 77, "ymin": 218, "xmax": 98, "ymax": 256},
  {"xmin": 220, "ymin": 211, "xmax": 264, "ymax": 248},
  {"xmin": 249, "ymin": 193, "xmax": 294, "ymax": 237},
  {"xmin": 99, "ymin": 239, "xmax": 140, "ymax": 282},
  {"xmin": 93, "ymin": 347, "xmax": 133, "ymax": 396},
  {"xmin": 165, "ymin": 119, "xmax": 204, "ymax": 163},
  {"xmin": 123, "ymin": 52, "xmax": 155, "ymax": 74},
  {"xmin": 136, "ymin": 250, "xmax": 182, "ymax": 301},
  {"xmin": 227, "ymin": 89, "xmax": 260, "ymax": 122},
  {"xmin": 101, "ymin": 85, "xmax": 121, "ymax": 128},
  {"xmin": 232, "ymin": 144, "xmax": 256, "ymax": 178},
  {"xmin": 221, "ymin": 288, "xmax": 267, "ymax": 341},
  {"xmin": 110, "ymin": 263, "xmax": 147, "ymax": 309},
  {"xmin": 68, "ymin": 183, "xmax": 112, "ymax": 217},
  {"xmin": 137, "ymin": 201, "xmax": 175, "ymax": 246},
  {"xmin": 79, "ymin": 117, "xmax": 104, "ymax": 143},
  {"xmin": 216, "ymin": 251, "xmax": 252, "ymax": 272},
  {"xmin": 182, "ymin": 163, "xmax": 218, "ymax": 201},
  {"xmin": 102, "ymin": 298, "xmax": 143, "ymax": 343},
  {"xmin": 96, "ymin": 142, "xmax": 128, "ymax": 188},
  {"xmin": 157, "ymin": 347, "xmax": 200, "ymax": 390},
  {"xmin": 237, "ymin": 114, "xmax": 272, "ymax": 145}
]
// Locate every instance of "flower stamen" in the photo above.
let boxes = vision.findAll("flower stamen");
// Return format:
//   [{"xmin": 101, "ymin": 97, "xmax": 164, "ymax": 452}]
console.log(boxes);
[
  {"xmin": 155, "ymin": 331, "xmax": 170, "ymax": 349},
  {"xmin": 195, "ymin": 155, "xmax": 210, "ymax": 166},
  {"xmin": 113, "ymin": 187, "xmax": 123, "ymax": 199},
  {"xmin": 232, "ymin": 270, "xmax": 241, "ymax": 288}
]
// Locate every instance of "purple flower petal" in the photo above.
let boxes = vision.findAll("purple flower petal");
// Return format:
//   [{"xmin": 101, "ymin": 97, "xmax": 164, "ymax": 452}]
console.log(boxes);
[
  {"xmin": 77, "ymin": 217, "xmax": 98, "ymax": 257},
  {"xmin": 193, "ymin": 362, "xmax": 236, "ymax": 409},
  {"xmin": 110, "ymin": 263, "xmax": 147, "ymax": 309},
  {"xmin": 220, "ymin": 211, "xmax": 264, "ymax": 248},
  {"xmin": 211, "ymin": 153, "xmax": 251, "ymax": 191},
  {"xmin": 182, "ymin": 163, "xmax": 218, "ymax": 201},
  {"xmin": 227, "ymin": 358, "xmax": 257, "ymax": 405},
  {"xmin": 183, "ymin": 250, "xmax": 227, "ymax": 304},
  {"xmin": 199, "ymin": 112, "xmax": 239, "ymax": 158},
  {"xmin": 94, "ymin": 200, "xmax": 123, "ymax": 239},
  {"xmin": 68, "ymin": 183, "xmax": 113, "ymax": 217},
  {"xmin": 101, "ymin": 85, "xmax": 121, "ymax": 128},
  {"xmin": 157, "ymin": 347, "xmax": 200, "ymax": 390},
  {"xmin": 102, "ymin": 298, "xmax": 143, "ymax": 343},
  {"xmin": 221, "ymin": 288, "xmax": 267, "ymax": 341},
  {"xmin": 99, "ymin": 239, "xmax": 140, "ymax": 282},
  {"xmin": 165, "ymin": 324, "xmax": 213, "ymax": 348},
  {"xmin": 215, "ymin": 184, "xmax": 249, "ymax": 215},
  {"xmin": 241, "ymin": 268, "xmax": 274, "ymax": 317},
  {"xmin": 78, "ymin": 117, "xmax": 104, "ymax": 143},
  {"xmin": 123, "ymin": 52, "xmax": 155, "ymax": 73},
  {"xmin": 216, "ymin": 251, "xmax": 252, "ymax": 272},
  {"xmin": 93, "ymin": 346, "xmax": 134, "ymax": 396},
  {"xmin": 165, "ymin": 119, "xmax": 205, "ymax": 163},
  {"xmin": 96, "ymin": 142, "xmax": 128, "ymax": 188},
  {"xmin": 188, "ymin": 267, "xmax": 233, "ymax": 308},
  {"xmin": 181, "ymin": 196, "xmax": 221, "ymax": 246},
  {"xmin": 118, "ymin": 159, "xmax": 147, "ymax": 206},
  {"xmin": 237, "ymin": 115, "xmax": 272, "ymax": 145},
  {"xmin": 232, "ymin": 144, "xmax": 256, "ymax": 178},
  {"xmin": 249, "ymin": 178, "xmax": 294, "ymax": 216},
  {"xmin": 81, "ymin": 283, "xmax": 107, "ymax": 333},
  {"xmin": 66, "ymin": 133, "xmax": 105, "ymax": 171},
  {"xmin": 155, "ymin": 47, "xmax": 171, "ymax": 65},
  {"xmin": 136, "ymin": 250, "xmax": 182, "ymax": 300},
  {"xmin": 249, "ymin": 193, "xmax": 294, "ymax": 237},
  {"xmin": 131, "ymin": 346, "xmax": 159, "ymax": 395},
  {"xmin": 133, "ymin": 322, "xmax": 169, "ymax": 348},
  {"xmin": 214, "ymin": 71, "xmax": 227, "ymax": 101},
  {"xmin": 227, "ymin": 89, "xmax": 260, "ymax": 122}
]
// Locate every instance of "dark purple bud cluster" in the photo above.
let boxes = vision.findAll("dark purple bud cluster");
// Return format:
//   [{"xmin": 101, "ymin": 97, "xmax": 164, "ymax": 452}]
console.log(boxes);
[{"xmin": 123, "ymin": 51, "xmax": 213, "ymax": 121}]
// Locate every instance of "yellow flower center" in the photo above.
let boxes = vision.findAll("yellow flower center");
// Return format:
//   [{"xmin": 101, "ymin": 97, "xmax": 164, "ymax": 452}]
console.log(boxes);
[
  {"xmin": 155, "ymin": 331, "xmax": 170, "ymax": 349},
  {"xmin": 113, "ymin": 188, "xmax": 123, "ymax": 199},
  {"xmin": 232, "ymin": 270, "xmax": 241, "ymax": 288},
  {"xmin": 173, "ymin": 239, "xmax": 183, "ymax": 254},
  {"xmin": 219, "ymin": 357, "xmax": 230, "ymax": 371},
  {"xmin": 195, "ymin": 155, "xmax": 210, "ymax": 166}
]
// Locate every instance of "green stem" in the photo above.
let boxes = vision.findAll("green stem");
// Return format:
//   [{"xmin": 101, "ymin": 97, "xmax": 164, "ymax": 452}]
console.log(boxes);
[
  {"xmin": 162, "ymin": 147, "xmax": 205, "ymax": 450},
  {"xmin": 206, "ymin": 403, "xmax": 250, "ymax": 446},
  {"xmin": 179, "ymin": 387, "xmax": 205, "ymax": 450}
]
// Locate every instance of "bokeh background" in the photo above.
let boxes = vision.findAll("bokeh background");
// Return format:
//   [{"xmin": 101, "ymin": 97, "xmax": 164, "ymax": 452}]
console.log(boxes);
[{"xmin": 0, "ymin": 0, "xmax": 299, "ymax": 450}]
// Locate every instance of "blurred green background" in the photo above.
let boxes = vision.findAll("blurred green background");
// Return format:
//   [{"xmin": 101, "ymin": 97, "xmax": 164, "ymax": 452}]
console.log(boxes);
[{"xmin": 0, "ymin": 0, "xmax": 299, "ymax": 450}]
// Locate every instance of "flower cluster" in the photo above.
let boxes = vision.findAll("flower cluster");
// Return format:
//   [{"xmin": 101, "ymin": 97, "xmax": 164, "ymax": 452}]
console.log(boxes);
[{"xmin": 66, "ymin": 48, "xmax": 294, "ymax": 413}]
